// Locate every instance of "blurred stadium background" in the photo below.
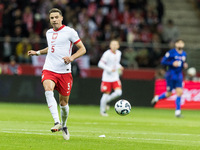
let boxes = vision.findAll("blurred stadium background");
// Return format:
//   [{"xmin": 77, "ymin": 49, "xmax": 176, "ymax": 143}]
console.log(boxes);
[{"xmin": 0, "ymin": 0, "xmax": 200, "ymax": 107}]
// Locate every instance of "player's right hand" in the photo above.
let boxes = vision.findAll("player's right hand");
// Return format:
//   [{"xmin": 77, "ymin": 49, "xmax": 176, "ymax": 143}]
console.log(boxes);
[
  {"xmin": 62, "ymin": 56, "xmax": 74, "ymax": 64},
  {"xmin": 173, "ymin": 60, "xmax": 181, "ymax": 67},
  {"xmin": 28, "ymin": 50, "xmax": 37, "ymax": 56}
]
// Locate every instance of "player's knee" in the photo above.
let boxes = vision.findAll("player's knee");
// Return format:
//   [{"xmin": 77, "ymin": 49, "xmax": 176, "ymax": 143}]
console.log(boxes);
[
  {"xmin": 176, "ymin": 88, "xmax": 183, "ymax": 96},
  {"xmin": 176, "ymin": 91, "xmax": 183, "ymax": 97},
  {"xmin": 43, "ymin": 80, "xmax": 55, "ymax": 91},
  {"xmin": 59, "ymin": 96, "xmax": 69, "ymax": 106},
  {"xmin": 166, "ymin": 92, "xmax": 172, "ymax": 97},
  {"xmin": 44, "ymin": 84, "xmax": 54, "ymax": 91},
  {"xmin": 60, "ymin": 101, "xmax": 68, "ymax": 106}
]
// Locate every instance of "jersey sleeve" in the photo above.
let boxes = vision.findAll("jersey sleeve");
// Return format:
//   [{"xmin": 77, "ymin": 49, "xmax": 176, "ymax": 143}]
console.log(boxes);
[
  {"xmin": 161, "ymin": 51, "xmax": 173, "ymax": 66},
  {"xmin": 117, "ymin": 51, "xmax": 122, "ymax": 69},
  {"xmin": 69, "ymin": 28, "xmax": 81, "ymax": 44},
  {"xmin": 100, "ymin": 52, "xmax": 108, "ymax": 63},
  {"xmin": 98, "ymin": 52, "xmax": 112, "ymax": 72}
]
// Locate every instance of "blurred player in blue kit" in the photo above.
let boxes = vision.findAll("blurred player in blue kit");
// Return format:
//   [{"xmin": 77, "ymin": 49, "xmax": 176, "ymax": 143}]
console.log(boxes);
[{"xmin": 151, "ymin": 39, "xmax": 188, "ymax": 117}]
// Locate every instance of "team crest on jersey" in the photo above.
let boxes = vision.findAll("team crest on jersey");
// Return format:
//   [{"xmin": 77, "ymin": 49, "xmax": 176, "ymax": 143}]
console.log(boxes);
[
  {"xmin": 165, "ymin": 52, "xmax": 170, "ymax": 57},
  {"xmin": 52, "ymin": 33, "xmax": 58, "ymax": 40}
]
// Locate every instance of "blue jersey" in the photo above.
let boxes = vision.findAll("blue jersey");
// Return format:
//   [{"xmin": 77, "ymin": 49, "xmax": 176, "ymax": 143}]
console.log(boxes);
[{"xmin": 161, "ymin": 48, "xmax": 187, "ymax": 81}]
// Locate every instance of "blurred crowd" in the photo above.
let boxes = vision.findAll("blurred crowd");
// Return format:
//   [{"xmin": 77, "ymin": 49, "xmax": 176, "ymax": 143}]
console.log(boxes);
[{"xmin": 0, "ymin": 0, "xmax": 179, "ymax": 68}]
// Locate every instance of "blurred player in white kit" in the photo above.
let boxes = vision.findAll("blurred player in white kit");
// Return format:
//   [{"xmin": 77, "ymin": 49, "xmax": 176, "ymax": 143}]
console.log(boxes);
[
  {"xmin": 28, "ymin": 8, "xmax": 86, "ymax": 140},
  {"xmin": 98, "ymin": 40, "xmax": 124, "ymax": 116}
]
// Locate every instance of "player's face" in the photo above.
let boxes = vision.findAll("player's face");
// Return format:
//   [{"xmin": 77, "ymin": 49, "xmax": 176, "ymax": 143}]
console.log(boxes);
[
  {"xmin": 49, "ymin": 12, "xmax": 63, "ymax": 30},
  {"xmin": 110, "ymin": 41, "xmax": 120, "ymax": 52},
  {"xmin": 175, "ymin": 41, "xmax": 185, "ymax": 51}
]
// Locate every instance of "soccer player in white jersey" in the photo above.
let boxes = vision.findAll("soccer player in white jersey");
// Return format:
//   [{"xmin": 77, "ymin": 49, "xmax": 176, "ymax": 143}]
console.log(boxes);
[
  {"xmin": 28, "ymin": 8, "xmax": 86, "ymax": 140},
  {"xmin": 98, "ymin": 40, "xmax": 124, "ymax": 116}
]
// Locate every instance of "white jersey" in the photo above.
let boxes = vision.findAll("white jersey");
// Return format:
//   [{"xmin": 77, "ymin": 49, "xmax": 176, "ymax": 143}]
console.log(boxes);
[
  {"xmin": 98, "ymin": 49, "xmax": 122, "ymax": 82},
  {"xmin": 43, "ymin": 25, "xmax": 80, "ymax": 73}
]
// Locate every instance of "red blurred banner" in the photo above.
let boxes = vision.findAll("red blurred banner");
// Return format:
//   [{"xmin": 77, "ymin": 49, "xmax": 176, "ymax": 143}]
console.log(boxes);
[
  {"xmin": 0, "ymin": 63, "xmax": 156, "ymax": 80},
  {"xmin": 154, "ymin": 79, "xmax": 200, "ymax": 109}
]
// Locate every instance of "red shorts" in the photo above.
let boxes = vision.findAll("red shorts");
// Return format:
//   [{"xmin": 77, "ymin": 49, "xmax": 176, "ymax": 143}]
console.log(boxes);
[
  {"xmin": 42, "ymin": 70, "xmax": 73, "ymax": 96},
  {"xmin": 101, "ymin": 80, "xmax": 122, "ymax": 93}
]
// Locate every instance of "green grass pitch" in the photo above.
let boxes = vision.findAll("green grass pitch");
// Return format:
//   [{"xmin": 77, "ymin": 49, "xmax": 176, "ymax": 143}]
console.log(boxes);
[{"xmin": 0, "ymin": 102, "xmax": 200, "ymax": 150}]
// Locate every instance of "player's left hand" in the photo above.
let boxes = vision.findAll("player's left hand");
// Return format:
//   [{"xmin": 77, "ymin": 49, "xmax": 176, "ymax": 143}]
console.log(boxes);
[
  {"xmin": 62, "ymin": 56, "xmax": 74, "ymax": 64},
  {"xmin": 120, "ymin": 66, "xmax": 124, "ymax": 71},
  {"xmin": 184, "ymin": 62, "xmax": 188, "ymax": 69},
  {"xmin": 118, "ymin": 66, "xmax": 124, "ymax": 75}
]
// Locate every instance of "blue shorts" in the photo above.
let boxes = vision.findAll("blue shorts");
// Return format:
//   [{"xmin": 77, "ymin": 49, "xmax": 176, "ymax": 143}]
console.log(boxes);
[{"xmin": 166, "ymin": 79, "xmax": 183, "ymax": 92}]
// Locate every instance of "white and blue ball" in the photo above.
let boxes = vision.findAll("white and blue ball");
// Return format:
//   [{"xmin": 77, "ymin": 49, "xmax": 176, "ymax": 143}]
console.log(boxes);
[{"xmin": 114, "ymin": 99, "xmax": 131, "ymax": 116}]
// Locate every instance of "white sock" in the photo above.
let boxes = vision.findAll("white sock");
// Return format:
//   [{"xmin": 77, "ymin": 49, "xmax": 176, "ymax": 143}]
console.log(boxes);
[
  {"xmin": 107, "ymin": 89, "xmax": 122, "ymax": 103},
  {"xmin": 100, "ymin": 93, "xmax": 109, "ymax": 113},
  {"xmin": 175, "ymin": 110, "xmax": 181, "ymax": 116},
  {"xmin": 45, "ymin": 91, "xmax": 60, "ymax": 123},
  {"xmin": 60, "ymin": 104, "xmax": 69, "ymax": 127}
]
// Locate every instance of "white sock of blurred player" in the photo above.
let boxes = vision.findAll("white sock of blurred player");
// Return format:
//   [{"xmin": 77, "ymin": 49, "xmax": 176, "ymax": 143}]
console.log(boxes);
[
  {"xmin": 100, "ymin": 93, "xmax": 109, "ymax": 114},
  {"xmin": 60, "ymin": 104, "xmax": 69, "ymax": 127},
  {"xmin": 175, "ymin": 110, "xmax": 181, "ymax": 116},
  {"xmin": 45, "ymin": 91, "xmax": 60, "ymax": 123},
  {"xmin": 106, "ymin": 89, "xmax": 122, "ymax": 103}
]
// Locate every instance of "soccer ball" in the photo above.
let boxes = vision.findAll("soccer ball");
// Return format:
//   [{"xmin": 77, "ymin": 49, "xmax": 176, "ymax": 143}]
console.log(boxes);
[
  {"xmin": 187, "ymin": 67, "xmax": 196, "ymax": 76},
  {"xmin": 114, "ymin": 99, "xmax": 131, "ymax": 116}
]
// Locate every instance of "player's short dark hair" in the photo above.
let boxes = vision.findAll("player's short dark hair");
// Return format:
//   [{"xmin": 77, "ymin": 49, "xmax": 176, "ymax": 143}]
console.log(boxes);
[{"xmin": 49, "ymin": 8, "xmax": 62, "ymax": 16}]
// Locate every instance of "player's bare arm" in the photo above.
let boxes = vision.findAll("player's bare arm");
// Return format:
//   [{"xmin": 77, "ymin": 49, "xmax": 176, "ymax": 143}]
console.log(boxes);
[
  {"xmin": 28, "ymin": 47, "xmax": 48, "ymax": 56},
  {"xmin": 62, "ymin": 41, "xmax": 86, "ymax": 64}
]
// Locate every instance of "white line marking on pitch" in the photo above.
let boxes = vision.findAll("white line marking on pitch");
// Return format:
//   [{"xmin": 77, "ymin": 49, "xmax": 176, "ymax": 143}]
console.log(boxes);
[
  {"xmin": 2, "ymin": 129, "xmax": 200, "ymax": 137},
  {"xmin": 1, "ymin": 130, "xmax": 200, "ymax": 144}
]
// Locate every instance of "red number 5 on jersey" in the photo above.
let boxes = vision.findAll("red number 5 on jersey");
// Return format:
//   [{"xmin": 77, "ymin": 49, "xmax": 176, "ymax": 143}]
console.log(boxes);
[{"xmin": 51, "ymin": 45, "xmax": 55, "ymax": 53}]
